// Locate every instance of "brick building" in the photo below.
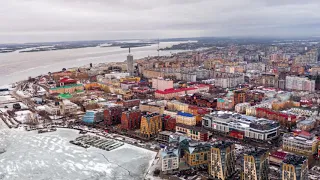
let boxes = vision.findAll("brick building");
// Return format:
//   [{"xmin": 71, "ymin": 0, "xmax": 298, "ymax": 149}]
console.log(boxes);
[
  {"xmin": 121, "ymin": 110, "xmax": 141, "ymax": 130},
  {"xmin": 103, "ymin": 106, "xmax": 123, "ymax": 126}
]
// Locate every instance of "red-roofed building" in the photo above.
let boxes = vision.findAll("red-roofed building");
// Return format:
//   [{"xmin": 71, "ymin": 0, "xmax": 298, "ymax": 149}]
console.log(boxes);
[
  {"xmin": 269, "ymin": 151, "xmax": 287, "ymax": 166},
  {"xmin": 256, "ymin": 107, "xmax": 297, "ymax": 128},
  {"xmin": 155, "ymin": 87, "xmax": 198, "ymax": 99},
  {"xmin": 59, "ymin": 77, "xmax": 77, "ymax": 86}
]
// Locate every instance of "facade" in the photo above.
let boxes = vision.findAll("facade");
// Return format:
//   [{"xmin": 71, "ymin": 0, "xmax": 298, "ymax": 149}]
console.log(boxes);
[
  {"xmin": 49, "ymin": 84, "xmax": 84, "ymax": 94},
  {"xmin": 256, "ymin": 108, "xmax": 297, "ymax": 128},
  {"xmin": 176, "ymin": 123, "xmax": 208, "ymax": 141},
  {"xmin": 140, "ymin": 113, "xmax": 162, "ymax": 139},
  {"xmin": 281, "ymin": 154, "xmax": 308, "ymax": 180},
  {"xmin": 286, "ymin": 76, "xmax": 315, "ymax": 92},
  {"xmin": 243, "ymin": 149, "xmax": 269, "ymax": 180},
  {"xmin": 152, "ymin": 78, "xmax": 173, "ymax": 91},
  {"xmin": 60, "ymin": 99, "xmax": 80, "ymax": 115},
  {"xmin": 162, "ymin": 115, "xmax": 176, "ymax": 131},
  {"xmin": 161, "ymin": 147, "xmax": 179, "ymax": 173},
  {"xmin": 127, "ymin": 51, "xmax": 134, "ymax": 76},
  {"xmin": 121, "ymin": 110, "xmax": 141, "ymax": 130},
  {"xmin": 176, "ymin": 111, "xmax": 196, "ymax": 126},
  {"xmin": 217, "ymin": 97, "xmax": 234, "ymax": 110},
  {"xmin": 103, "ymin": 106, "xmax": 123, "ymax": 126},
  {"xmin": 202, "ymin": 112, "xmax": 280, "ymax": 141},
  {"xmin": 297, "ymin": 118, "xmax": 316, "ymax": 131},
  {"xmin": 282, "ymin": 131, "xmax": 318, "ymax": 157},
  {"xmin": 158, "ymin": 131, "xmax": 174, "ymax": 145},
  {"xmin": 235, "ymin": 102, "xmax": 251, "ymax": 114},
  {"xmin": 82, "ymin": 110, "xmax": 103, "ymax": 124},
  {"xmin": 234, "ymin": 90, "xmax": 246, "ymax": 105},
  {"xmin": 155, "ymin": 87, "xmax": 204, "ymax": 100},
  {"xmin": 183, "ymin": 142, "xmax": 211, "ymax": 167},
  {"xmin": 208, "ymin": 142, "xmax": 236, "ymax": 180}
]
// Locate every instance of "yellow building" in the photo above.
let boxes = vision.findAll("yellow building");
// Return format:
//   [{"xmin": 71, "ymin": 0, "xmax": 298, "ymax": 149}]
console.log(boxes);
[
  {"xmin": 282, "ymin": 132, "xmax": 318, "ymax": 157},
  {"xmin": 120, "ymin": 76, "xmax": 140, "ymax": 83},
  {"xmin": 184, "ymin": 142, "xmax": 210, "ymax": 167},
  {"xmin": 209, "ymin": 142, "xmax": 236, "ymax": 180},
  {"xmin": 243, "ymin": 149, "xmax": 269, "ymax": 180},
  {"xmin": 167, "ymin": 100, "xmax": 189, "ymax": 112},
  {"xmin": 176, "ymin": 112, "xmax": 196, "ymax": 126},
  {"xmin": 49, "ymin": 84, "xmax": 84, "ymax": 94},
  {"xmin": 140, "ymin": 113, "xmax": 162, "ymax": 139},
  {"xmin": 281, "ymin": 154, "xmax": 308, "ymax": 180}
]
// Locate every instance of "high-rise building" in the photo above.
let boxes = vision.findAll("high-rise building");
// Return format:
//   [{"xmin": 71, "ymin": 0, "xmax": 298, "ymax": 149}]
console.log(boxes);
[
  {"xmin": 140, "ymin": 113, "xmax": 162, "ymax": 139},
  {"xmin": 281, "ymin": 154, "xmax": 308, "ymax": 180},
  {"xmin": 208, "ymin": 142, "xmax": 236, "ymax": 180},
  {"xmin": 127, "ymin": 48, "xmax": 134, "ymax": 76},
  {"xmin": 243, "ymin": 149, "xmax": 269, "ymax": 180}
]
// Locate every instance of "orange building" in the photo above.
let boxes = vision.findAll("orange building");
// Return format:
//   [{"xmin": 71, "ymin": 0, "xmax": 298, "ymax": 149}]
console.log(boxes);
[{"xmin": 140, "ymin": 113, "xmax": 162, "ymax": 139}]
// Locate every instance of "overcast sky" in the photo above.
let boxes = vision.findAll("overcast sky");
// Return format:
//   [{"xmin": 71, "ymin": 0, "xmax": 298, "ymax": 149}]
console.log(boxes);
[{"xmin": 1, "ymin": 0, "xmax": 320, "ymax": 43}]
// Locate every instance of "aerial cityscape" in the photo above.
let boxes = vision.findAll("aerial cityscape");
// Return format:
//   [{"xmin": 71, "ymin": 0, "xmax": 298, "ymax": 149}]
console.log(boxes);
[{"xmin": 2, "ymin": 1, "xmax": 320, "ymax": 180}]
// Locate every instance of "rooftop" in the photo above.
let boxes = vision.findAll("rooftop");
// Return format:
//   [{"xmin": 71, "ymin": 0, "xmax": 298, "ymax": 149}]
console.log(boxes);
[
  {"xmin": 283, "ymin": 154, "xmax": 307, "ymax": 166},
  {"xmin": 50, "ymin": 84, "xmax": 83, "ymax": 91}
]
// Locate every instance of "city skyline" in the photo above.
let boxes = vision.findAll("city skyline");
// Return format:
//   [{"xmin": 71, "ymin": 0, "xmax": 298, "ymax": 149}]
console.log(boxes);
[{"xmin": 1, "ymin": 0, "xmax": 320, "ymax": 43}]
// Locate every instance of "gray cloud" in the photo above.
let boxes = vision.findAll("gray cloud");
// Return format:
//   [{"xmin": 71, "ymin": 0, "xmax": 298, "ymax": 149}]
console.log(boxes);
[{"xmin": 0, "ymin": 0, "xmax": 320, "ymax": 43}]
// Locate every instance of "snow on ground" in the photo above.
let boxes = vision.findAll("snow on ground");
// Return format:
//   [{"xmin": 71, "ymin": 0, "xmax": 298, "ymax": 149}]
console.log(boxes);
[
  {"xmin": 14, "ymin": 110, "xmax": 33, "ymax": 123},
  {"xmin": 0, "ymin": 128, "xmax": 156, "ymax": 180},
  {"xmin": 0, "ymin": 95, "xmax": 15, "ymax": 102}
]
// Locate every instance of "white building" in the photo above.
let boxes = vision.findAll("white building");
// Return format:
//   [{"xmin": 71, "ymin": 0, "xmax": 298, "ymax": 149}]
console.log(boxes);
[
  {"xmin": 152, "ymin": 78, "xmax": 174, "ymax": 91},
  {"xmin": 161, "ymin": 148, "xmax": 179, "ymax": 173},
  {"xmin": 235, "ymin": 103, "xmax": 251, "ymax": 114},
  {"xmin": 286, "ymin": 76, "xmax": 315, "ymax": 92},
  {"xmin": 202, "ymin": 111, "xmax": 280, "ymax": 141}
]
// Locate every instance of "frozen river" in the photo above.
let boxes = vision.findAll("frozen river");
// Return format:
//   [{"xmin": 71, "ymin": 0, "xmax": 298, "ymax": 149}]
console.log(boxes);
[
  {"xmin": 0, "ymin": 128, "xmax": 156, "ymax": 180},
  {"xmin": 0, "ymin": 41, "xmax": 187, "ymax": 86}
]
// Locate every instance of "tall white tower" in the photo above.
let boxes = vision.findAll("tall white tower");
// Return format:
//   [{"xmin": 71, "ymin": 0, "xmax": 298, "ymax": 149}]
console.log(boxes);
[{"xmin": 127, "ymin": 47, "xmax": 134, "ymax": 76}]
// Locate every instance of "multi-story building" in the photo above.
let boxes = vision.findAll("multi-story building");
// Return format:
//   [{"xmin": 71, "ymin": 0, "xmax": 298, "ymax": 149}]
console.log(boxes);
[
  {"xmin": 217, "ymin": 96, "xmax": 234, "ymax": 111},
  {"xmin": 282, "ymin": 131, "xmax": 318, "ymax": 157},
  {"xmin": 183, "ymin": 142, "xmax": 211, "ymax": 167},
  {"xmin": 281, "ymin": 154, "xmax": 308, "ymax": 180},
  {"xmin": 176, "ymin": 111, "xmax": 196, "ymax": 126},
  {"xmin": 256, "ymin": 108, "xmax": 297, "ymax": 128},
  {"xmin": 202, "ymin": 112, "xmax": 280, "ymax": 141},
  {"xmin": 161, "ymin": 115, "xmax": 176, "ymax": 131},
  {"xmin": 103, "ymin": 106, "xmax": 123, "ymax": 126},
  {"xmin": 60, "ymin": 99, "xmax": 81, "ymax": 115},
  {"xmin": 297, "ymin": 118, "xmax": 316, "ymax": 131},
  {"xmin": 82, "ymin": 110, "xmax": 104, "ymax": 124},
  {"xmin": 235, "ymin": 102, "xmax": 251, "ymax": 114},
  {"xmin": 243, "ymin": 149, "xmax": 269, "ymax": 180},
  {"xmin": 161, "ymin": 147, "xmax": 179, "ymax": 173},
  {"xmin": 158, "ymin": 131, "xmax": 175, "ymax": 145},
  {"xmin": 286, "ymin": 76, "xmax": 315, "ymax": 92},
  {"xmin": 140, "ymin": 113, "xmax": 162, "ymax": 139},
  {"xmin": 234, "ymin": 90, "xmax": 246, "ymax": 105},
  {"xmin": 152, "ymin": 78, "xmax": 173, "ymax": 91},
  {"xmin": 49, "ymin": 84, "xmax": 84, "ymax": 94},
  {"xmin": 208, "ymin": 142, "xmax": 236, "ymax": 180},
  {"xmin": 139, "ymin": 100, "xmax": 166, "ymax": 114},
  {"xmin": 167, "ymin": 100, "xmax": 189, "ymax": 112},
  {"xmin": 121, "ymin": 109, "xmax": 141, "ymax": 130},
  {"xmin": 176, "ymin": 123, "xmax": 208, "ymax": 141}
]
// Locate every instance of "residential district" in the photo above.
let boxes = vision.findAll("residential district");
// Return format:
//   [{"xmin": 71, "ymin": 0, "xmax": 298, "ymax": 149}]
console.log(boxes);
[{"xmin": 2, "ymin": 42, "xmax": 320, "ymax": 180}]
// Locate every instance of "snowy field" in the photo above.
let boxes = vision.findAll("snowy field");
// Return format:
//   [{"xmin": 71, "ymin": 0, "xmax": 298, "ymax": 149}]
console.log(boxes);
[{"xmin": 0, "ymin": 128, "xmax": 156, "ymax": 180}]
